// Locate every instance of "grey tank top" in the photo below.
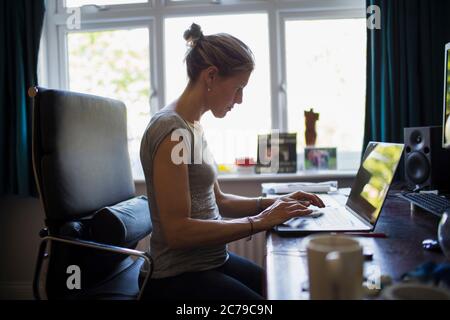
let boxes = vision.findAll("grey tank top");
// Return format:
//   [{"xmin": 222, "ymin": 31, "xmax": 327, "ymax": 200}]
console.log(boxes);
[{"xmin": 140, "ymin": 109, "xmax": 228, "ymax": 278}]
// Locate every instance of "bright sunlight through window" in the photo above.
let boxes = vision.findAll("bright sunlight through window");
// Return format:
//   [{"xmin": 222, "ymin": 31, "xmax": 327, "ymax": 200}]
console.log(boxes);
[
  {"xmin": 285, "ymin": 18, "xmax": 367, "ymax": 169},
  {"xmin": 67, "ymin": 28, "xmax": 150, "ymax": 179},
  {"xmin": 165, "ymin": 14, "xmax": 271, "ymax": 166}
]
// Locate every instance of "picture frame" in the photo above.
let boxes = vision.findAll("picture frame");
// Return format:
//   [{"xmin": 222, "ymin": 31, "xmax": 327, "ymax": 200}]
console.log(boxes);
[{"xmin": 304, "ymin": 147, "xmax": 337, "ymax": 170}]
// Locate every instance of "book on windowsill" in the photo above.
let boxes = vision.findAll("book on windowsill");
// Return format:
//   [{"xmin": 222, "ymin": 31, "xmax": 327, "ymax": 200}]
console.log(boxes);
[{"xmin": 256, "ymin": 133, "xmax": 297, "ymax": 174}]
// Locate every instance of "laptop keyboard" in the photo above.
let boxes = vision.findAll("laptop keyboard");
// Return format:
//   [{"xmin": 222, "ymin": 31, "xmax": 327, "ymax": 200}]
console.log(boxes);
[
  {"xmin": 288, "ymin": 206, "xmax": 356, "ymax": 229},
  {"xmin": 282, "ymin": 192, "xmax": 368, "ymax": 230},
  {"xmin": 319, "ymin": 194, "xmax": 347, "ymax": 207},
  {"xmin": 311, "ymin": 207, "xmax": 356, "ymax": 228}
]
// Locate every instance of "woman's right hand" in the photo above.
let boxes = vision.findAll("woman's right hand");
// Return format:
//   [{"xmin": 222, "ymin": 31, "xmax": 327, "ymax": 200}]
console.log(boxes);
[{"xmin": 252, "ymin": 198, "xmax": 313, "ymax": 231}]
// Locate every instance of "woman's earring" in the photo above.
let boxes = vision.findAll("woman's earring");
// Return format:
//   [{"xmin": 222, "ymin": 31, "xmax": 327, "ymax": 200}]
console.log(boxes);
[{"xmin": 207, "ymin": 88, "xmax": 211, "ymax": 92}]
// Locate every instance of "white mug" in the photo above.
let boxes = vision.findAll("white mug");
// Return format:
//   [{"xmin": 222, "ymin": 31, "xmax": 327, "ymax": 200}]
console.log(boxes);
[{"xmin": 306, "ymin": 234, "xmax": 364, "ymax": 300}]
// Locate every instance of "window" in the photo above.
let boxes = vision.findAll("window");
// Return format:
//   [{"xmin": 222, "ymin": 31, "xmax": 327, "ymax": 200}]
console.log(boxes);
[
  {"xmin": 43, "ymin": 0, "xmax": 367, "ymax": 179},
  {"xmin": 285, "ymin": 18, "xmax": 367, "ymax": 169},
  {"xmin": 165, "ymin": 14, "xmax": 271, "ymax": 165},
  {"xmin": 67, "ymin": 27, "xmax": 151, "ymax": 178}
]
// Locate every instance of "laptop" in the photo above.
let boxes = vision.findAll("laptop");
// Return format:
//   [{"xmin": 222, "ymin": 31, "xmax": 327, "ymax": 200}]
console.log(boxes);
[{"xmin": 273, "ymin": 142, "xmax": 404, "ymax": 235}]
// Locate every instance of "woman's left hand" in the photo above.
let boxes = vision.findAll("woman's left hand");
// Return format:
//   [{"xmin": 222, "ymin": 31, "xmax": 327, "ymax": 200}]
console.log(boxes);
[{"xmin": 279, "ymin": 191, "xmax": 325, "ymax": 208}]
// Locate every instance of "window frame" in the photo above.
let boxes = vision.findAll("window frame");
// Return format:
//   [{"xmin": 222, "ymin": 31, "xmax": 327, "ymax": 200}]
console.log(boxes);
[
  {"xmin": 57, "ymin": 0, "xmax": 154, "ymax": 14},
  {"xmin": 164, "ymin": 0, "xmax": 268, "ymax": 7},
  {"xmin": 42, "ymin": 0, "xmax": 367, "ymax": 176},
  {"xmin": 164, "ymin": 0, "xmax": 220, "ymax": 7}
]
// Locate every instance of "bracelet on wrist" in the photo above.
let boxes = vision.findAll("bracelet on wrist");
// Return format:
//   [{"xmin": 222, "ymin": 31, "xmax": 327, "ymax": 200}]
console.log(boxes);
[{"xmin": 246, "ymin": 216, "xmax": 254, "ymax": 241}]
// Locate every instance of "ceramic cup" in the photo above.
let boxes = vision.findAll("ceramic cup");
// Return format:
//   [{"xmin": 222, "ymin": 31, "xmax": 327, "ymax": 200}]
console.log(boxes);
[{"xmin": 306, "ymin": 234, "xmax": 364, "ymax": 300}]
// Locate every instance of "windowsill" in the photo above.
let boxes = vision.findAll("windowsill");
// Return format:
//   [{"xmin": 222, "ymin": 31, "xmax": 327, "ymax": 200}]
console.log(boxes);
[
  {"xmin": 217, "ymin": 170, "xmax": 357, "ymax": 182},
  {"xmin": 134, "ymin": 169, "xmax": 357, "ymax": 184}
]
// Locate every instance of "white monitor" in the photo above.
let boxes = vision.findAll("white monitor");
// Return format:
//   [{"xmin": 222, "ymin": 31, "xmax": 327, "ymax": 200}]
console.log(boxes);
[{"xmin": 443, "ymin": 42, "xmax": 450, "ymax": 148}]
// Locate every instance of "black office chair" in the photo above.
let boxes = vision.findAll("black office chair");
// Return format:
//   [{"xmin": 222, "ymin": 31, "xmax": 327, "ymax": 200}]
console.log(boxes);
[{"xmin": 29, "ymin": 87, "xmax": 153, "ymax": 300}]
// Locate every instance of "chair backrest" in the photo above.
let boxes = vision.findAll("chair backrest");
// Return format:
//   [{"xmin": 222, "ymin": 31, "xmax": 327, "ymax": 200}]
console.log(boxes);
[
  {"xmin": 31, "ymin": 87, "xmax": 143, "ymax": 299},
  {"xmin": 32, "ymin": 87, "xmax": 135, "ymax": 221}
]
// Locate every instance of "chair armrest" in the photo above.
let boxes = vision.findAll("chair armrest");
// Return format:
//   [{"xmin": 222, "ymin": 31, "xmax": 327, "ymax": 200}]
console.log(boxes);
[{"xmin": 34, "ymin": 235, "xmax": 153, "ymax": 300}]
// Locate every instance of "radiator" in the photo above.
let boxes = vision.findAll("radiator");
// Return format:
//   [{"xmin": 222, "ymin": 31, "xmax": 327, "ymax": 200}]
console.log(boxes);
[{"xmin": 227, "ymin": 232, "xmax": 266, "ymax": 268}]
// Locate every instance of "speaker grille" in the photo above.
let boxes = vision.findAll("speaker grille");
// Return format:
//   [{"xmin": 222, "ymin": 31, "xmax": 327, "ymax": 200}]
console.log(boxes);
[
  {"xmin": 408, "ymin": 130, "xmax": 425, "ymax": 150},
  {"xmin": 405, "ymin": 151, "xmax": 430, "ymax": 184}
]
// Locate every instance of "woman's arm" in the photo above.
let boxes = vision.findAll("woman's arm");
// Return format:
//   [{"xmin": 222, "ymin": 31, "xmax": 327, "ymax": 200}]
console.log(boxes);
[
  {"xmin": 213, "ymin": 181, "xmax": 275, "ymax": 218},
  {"xmin": 152, "ymin": 135, "xmax": 312, "ymax": 250},
  {"xmin": 214, "ymin": 181, "xmax": 326, "ymax": 218}
]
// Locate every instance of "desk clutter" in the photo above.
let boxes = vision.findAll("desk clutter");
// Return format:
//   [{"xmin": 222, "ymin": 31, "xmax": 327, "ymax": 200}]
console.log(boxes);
[
  {"xmin": 268, "ymin": 232, "xmax": 450, "ymax": 300},
  {"xmin": 293, "ymin": 236, "xmax": 450, "ymax": 300},
  {"xmin": 219, "ymin": 123, "xmax": 340, "ymax": 174},
  {"xmin": 402, "ymin": 261, "xmax": 450, "ymax": 288},
  {"xmin": 363, "ymin": 261, "xmax": 450, "ymax": 299},
  {"xmin": 376, "ymin": 262, "xmax": 450, "ymax": 300}
]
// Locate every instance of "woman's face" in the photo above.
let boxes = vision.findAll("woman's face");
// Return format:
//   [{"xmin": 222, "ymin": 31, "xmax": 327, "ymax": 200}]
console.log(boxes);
[{"xmin": 206, "ymin": 70, "xmax": 252, "ymax": 118}]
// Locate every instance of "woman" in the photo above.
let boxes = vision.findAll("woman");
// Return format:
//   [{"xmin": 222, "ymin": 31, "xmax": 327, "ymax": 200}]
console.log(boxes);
[{"xmin": 140, "ymin": 23, "xmax": 325, "ymax": 300}]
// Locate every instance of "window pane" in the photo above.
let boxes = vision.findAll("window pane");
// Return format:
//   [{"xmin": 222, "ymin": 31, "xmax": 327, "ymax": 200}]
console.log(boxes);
[
  {"xmin": 285, "ymin": 19, "xmax": 367, "ymax": 169},
  {"xmin": 67, "ymin": 28, "xmax": 150, "ymax": 179},
  {"xmin": 165, "ymin": 14, "xmax": 271, "ymax": 165},
  {"xmin": 65, "ymin": 0, "xmax": 146, "ymax": 7}
]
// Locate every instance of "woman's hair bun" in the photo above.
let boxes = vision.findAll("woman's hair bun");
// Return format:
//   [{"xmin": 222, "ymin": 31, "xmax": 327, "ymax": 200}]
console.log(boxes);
[{"xmin": 183, "ymin": 23, "xmax": 204, "ymax": 47}]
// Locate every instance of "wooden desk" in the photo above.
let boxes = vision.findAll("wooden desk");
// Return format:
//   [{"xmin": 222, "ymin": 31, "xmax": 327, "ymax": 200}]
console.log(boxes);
[{"xmin": 265, "ymin": 194, "xmax": 448, "ymax": 300}]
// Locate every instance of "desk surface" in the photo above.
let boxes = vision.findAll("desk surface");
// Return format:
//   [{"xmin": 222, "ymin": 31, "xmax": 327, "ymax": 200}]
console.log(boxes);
[{"xmin": 265, "ymin": 193, "xmax": 448, "ymax": 300}]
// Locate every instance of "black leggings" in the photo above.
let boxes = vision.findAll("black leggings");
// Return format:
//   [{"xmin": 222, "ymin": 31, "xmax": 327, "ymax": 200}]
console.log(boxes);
[{"xmin": 142, "ymin": 253, "xmax": 265, "ymax": 300}]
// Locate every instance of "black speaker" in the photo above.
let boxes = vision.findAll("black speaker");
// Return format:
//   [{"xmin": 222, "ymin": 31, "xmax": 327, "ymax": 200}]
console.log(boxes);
[{"xmin": 404, "ymin": 126, "xmax": 450, "ymax": 190}]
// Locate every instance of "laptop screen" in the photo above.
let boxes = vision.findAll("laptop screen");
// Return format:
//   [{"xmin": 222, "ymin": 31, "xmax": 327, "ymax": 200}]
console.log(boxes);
[{"xmin": 346, "ymin": 142, "xmax": 404, "ymax": 225}]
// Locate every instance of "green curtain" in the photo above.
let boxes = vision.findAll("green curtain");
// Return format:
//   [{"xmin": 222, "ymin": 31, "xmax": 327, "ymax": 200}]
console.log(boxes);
[
  {"xmin": 364, "ymin": 0, "xmax": 450, "ymax": 147},
  {"xmin": 0, "ymin": 0, "xmax": 45, "ymax": 196}
]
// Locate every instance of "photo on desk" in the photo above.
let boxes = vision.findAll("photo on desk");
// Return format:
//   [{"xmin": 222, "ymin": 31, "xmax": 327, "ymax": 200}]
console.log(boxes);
[{"xmin": 304, "ymin": 147, "xmax": 337, "ymax": 170}]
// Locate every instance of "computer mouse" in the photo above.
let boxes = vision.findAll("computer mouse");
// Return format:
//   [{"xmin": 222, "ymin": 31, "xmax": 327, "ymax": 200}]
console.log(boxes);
[{"xmin": 422, "ymin": 239, "xmax": 442, "ymax": 252}]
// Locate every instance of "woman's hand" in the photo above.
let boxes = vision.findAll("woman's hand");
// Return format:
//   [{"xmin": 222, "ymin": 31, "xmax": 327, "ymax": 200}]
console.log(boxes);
[
  {"xmin": 252, "ymin": 198, "xmax": 314, "ymax": 231},
  {"xmin": 279, "ymin": 191, "xmax": 325, "ymax": 209}
]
